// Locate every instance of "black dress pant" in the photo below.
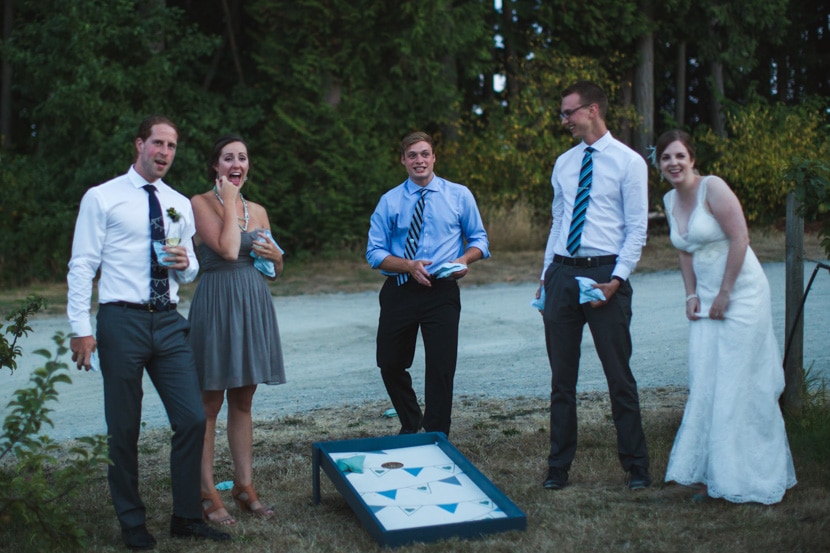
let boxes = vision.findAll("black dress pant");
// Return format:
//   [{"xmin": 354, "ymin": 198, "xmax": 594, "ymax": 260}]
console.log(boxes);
[
  {"xmin": 376, "ymin": 277, "xmax": 461, "ymax": 436},
  {"xmin": 97, "ymin": 304, "xmax": 205, "ymax": 529},
  {"xmin": 543, "ymin": 261, "xmax": 649, "ymax": 472}
]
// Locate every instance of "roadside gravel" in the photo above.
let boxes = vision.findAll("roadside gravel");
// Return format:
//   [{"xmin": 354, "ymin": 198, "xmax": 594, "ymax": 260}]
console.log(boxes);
[{"xmin": 2, "ymin": 262, "xmax": 828, "ymax": 442}]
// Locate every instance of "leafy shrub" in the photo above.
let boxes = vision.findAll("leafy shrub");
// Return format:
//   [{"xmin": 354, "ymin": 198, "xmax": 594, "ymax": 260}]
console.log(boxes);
[
  {"xmin": 695, "ymin": 98, "xmax": 830, "ymax": 223},
  {"xmin": 441, "ymin": 53, "xmax": 621, "ymax": 224},
  {"xmin": 0, "ymin": 297, "xmax": 110, "ymax": 551}
]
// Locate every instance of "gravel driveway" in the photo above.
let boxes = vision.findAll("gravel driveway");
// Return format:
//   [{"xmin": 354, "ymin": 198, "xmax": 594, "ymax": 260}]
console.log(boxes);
[{"xmin": 3, "ymin": 262, "xmax": 828, "ymax": 442}]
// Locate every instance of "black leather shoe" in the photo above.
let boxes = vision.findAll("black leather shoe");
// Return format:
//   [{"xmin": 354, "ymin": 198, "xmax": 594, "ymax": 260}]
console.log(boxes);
[
  {"xmin": 170, "ymin": 515, "xmax": 232, "ymax": 541},
  {"xmin": 542, "ymin": 467, "xmax": 568, "ymax": 490},
  {"xmin": 627, "ymin": 465, "xmax": 652, "ymax": 490},
  {"xmin": 121, "ymin": 524, "xmax": 157, "ymax": 550}
]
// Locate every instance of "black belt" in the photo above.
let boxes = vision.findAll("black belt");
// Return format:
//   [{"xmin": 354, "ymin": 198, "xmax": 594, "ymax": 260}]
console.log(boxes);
[
  {"xmin": 553, "ymin": 254, "xmax": 617, "ymax": 267},
  {"xmin": 105, "ymin": 301, "xmax": 178, "ymax": 313}
]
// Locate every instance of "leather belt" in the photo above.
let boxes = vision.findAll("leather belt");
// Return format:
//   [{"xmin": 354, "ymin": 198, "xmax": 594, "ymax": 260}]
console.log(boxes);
[
  {"xmin": 105, "ymin": 301, "xmax": 178, "ymax": 313},
  {"xmin": 553, "ymin": 254, "xmax": 617, "ymax": 268}
]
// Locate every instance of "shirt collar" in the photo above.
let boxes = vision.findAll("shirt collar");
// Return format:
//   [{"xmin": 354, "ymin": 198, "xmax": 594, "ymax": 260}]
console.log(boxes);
[
  {"xmin": 582, "ymin": 131, "xmax": 612, "ymax": 153},
  {"xmin": 128, "ymin": 165, "xmax": 164, "ymax": 189},
  {"xmin": 405, "ymin": 175, "xmax": 438, "ymax": 194}
]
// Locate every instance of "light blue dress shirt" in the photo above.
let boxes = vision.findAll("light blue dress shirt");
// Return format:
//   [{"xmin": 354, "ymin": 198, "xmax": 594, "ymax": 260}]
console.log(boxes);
[{"xmin": 366, "ymin": 176, "xmax": 490, "ymax": 277}]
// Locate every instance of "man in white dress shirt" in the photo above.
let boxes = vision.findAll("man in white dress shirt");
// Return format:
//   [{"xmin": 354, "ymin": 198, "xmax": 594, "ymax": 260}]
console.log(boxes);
[
  {"xmin": 67, "ymin": 115, "xmax": 230, "ymax": 549},
  {"xmin": 537, "ymin": 82, "xmax": 651, "ymax": 492}
]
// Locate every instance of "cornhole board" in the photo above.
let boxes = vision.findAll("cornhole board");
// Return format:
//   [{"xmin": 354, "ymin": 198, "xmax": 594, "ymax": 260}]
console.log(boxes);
[{"xmin": 312, "ymin": 432, "xmax": 526, "ymax": 548}]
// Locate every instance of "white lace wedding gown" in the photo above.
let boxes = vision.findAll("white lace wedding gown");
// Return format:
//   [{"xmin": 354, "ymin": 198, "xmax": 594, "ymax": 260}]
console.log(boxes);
[{"xmin": 663, "ymin": 177, "xmax": 797, "ymax": 504}]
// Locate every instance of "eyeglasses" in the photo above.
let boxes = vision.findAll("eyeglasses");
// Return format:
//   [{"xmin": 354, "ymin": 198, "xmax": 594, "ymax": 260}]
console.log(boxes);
[{"xmin": 559, "ymin": 104, "xmax": 591, "ymax": 120}]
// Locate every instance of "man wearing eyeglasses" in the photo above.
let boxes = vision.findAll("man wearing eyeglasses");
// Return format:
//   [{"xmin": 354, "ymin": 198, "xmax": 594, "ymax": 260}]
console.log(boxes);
[{"xmin": 536, "ymin": 81, "xmax": 651, "ymax": 491}]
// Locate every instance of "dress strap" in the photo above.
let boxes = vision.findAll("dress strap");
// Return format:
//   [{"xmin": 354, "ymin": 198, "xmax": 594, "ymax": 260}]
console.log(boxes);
[{"xmin": 697, "ymin": 176, "xmax": 711, "ymax": 207}]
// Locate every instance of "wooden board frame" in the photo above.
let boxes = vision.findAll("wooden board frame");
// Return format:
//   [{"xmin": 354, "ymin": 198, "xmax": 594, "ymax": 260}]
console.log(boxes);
[{"xmin": 312, "ymin": 432, "xmax": 526, "ymax": 548}]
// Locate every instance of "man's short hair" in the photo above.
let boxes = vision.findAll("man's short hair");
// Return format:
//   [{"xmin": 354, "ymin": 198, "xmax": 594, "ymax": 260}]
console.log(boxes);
[
  {"xmin": 136, "ymin": 115, "xmax": 178, "ymax": 142},
  {"xmin": 561, "ymin": 82, "xmax": 608, "ymax": 120},
  {"xmin": 400, "ymin": 131, "xmax": 433, "ymax": 157}
]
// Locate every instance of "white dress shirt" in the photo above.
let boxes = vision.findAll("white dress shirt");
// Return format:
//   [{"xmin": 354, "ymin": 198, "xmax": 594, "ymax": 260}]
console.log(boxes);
[
  {"xmin": 67, "ymin": 166, "xmax": 199, "ymax": 336},
  {"xmin": 542, "ymin": 131, "xmax": 648, "ymax": 281}
]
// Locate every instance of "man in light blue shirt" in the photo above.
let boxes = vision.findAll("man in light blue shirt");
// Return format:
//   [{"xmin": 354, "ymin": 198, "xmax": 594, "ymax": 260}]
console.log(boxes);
[{"xmin": 367, "ymin": 131, "xmax": 489, "ymax": 436}]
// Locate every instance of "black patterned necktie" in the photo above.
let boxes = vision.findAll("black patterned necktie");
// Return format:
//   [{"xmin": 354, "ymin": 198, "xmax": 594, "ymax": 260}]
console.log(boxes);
[
  {"xmin": 143, "ymin": 184, "xmax": 170, "ymax": 310},
  {"xmin": 566, "ymin": 146, "xmax": 595, "ymax": 256},
  {"xmin": 398, "ymin": 187, "xmax": 427, "ymax": 286}
]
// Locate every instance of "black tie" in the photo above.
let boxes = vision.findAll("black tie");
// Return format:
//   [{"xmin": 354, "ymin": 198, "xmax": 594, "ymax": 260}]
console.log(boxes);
[{"xmin": 143, "ymin": 185, "xmax": 170, "ymax": 310}]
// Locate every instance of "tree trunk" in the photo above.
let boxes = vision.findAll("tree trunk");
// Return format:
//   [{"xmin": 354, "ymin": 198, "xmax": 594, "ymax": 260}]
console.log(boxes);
[
  {"xmin": 633, "ymin": 28, "xmax": 653, "ymax": 153},
  {"xmin": 710, "ymin": 60, "xmax": 725, "ymax": 137},
  {"xmin": 619, "ymin": 72, "xmax": 633, "ymax": 146},
  {"xmin": 1, "ymin": 0, "xmax": 13, "ymax": 149},
  {"xmin": 440, "ymin": 53, "xmax": 459, "ymax": 141},
  {"xmin": 500, "ymin": 0, "xmax": 520, "ymax": 106},
  {"xmin": 220, "ymin": 0, "xmax": 245, "ymax": 86},
  {"xmin": 674, "ymin": 41, "xmax": 686, "ymax": 127}
]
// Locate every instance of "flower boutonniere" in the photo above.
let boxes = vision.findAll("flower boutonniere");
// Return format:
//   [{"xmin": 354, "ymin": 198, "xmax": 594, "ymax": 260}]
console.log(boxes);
[{"xmin": 166, "ymin": 207, "xmax": 182, "ymax": 222}]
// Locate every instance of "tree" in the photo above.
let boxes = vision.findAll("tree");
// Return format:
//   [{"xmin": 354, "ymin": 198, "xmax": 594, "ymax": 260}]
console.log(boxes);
[
  {"xmin": 632, "ymin": 0, "xmax": 655, "ymax": 154},
  {"xmin": 750, "ymin": 0, "xmax": 830, "ymax": 102},
  {"xmin": 656, "ymin": 0, "xmax": 788, "ymax": 132},
  {"xmin": 0, "ymin": 0, "xmax": 12, "ymax": 149},
  {"xmin": 245, "ymin": 0, "xmax": 491, "ymax": 251},
  {"xmin": 0, "ymin": 0, "xmax": 242, "ymax": 284}
]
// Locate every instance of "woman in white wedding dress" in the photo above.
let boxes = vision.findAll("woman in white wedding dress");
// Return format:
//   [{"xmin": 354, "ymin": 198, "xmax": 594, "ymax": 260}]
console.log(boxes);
[{"xmin": 657, "ymin": 130, "xmax": 796, "ymax": 504}]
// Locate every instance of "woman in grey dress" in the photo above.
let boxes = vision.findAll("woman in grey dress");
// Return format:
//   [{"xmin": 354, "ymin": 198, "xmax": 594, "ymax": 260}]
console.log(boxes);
[{"xmin": 189, "ymin": 135, "xmax": 286, "ymax": 525}]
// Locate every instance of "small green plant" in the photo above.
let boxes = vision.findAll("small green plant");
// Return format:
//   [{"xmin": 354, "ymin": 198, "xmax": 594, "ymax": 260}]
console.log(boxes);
[
  {"xmin": 787, "ymin": 366, "xmax": 830, "ymax": 444},
  {"xmin": 0, "ymin": 297, "xmax": 110, "ymax": 551},
  {"xmin": 0, "ymin": 296, "xmax": 45, "ymax": 374}
]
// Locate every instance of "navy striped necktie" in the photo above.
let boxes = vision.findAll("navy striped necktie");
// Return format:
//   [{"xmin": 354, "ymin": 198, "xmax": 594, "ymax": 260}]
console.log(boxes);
[
  {"xmin": 566, "ymin": 146, "xmax": 595, "ymax": 256},
  {"xmin": 143, "ymin": 184, "xmax": 170, "ymax": 310},
  {"xmin": 398, "ymin": 187, "xmax": 427, "ymax": 286}
]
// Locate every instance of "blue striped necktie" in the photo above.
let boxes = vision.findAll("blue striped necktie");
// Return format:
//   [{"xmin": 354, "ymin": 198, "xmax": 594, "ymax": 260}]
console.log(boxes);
[
  {"xmin": 398, "ymin": 187, "xmax": 427, "ymax": 286},
  {"xmin": 143, "ymin": 184, "xmax": 170, "ymax": 310},
  {"xmin": 566, "ymin": 146, "xmax": 595, "ymax": 256}
]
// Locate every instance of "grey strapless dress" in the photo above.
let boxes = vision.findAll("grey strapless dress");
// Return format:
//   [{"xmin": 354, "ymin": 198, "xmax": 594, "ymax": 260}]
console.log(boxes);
[{"xmin": 189, "ymin": 231, "xmax": 286, "ymax": 391}]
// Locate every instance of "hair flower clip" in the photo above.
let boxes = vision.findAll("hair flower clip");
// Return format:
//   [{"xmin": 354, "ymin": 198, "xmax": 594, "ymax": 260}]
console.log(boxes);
[{"xmin": 646, "ymin": 145, "xmax": 658, "ymax": 169}]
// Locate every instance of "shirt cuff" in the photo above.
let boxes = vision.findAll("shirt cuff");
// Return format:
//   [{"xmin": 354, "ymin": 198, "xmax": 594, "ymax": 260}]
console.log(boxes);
[{"xmin": 70, "ymin": 320, "xmax": 93, "ymax": 338}]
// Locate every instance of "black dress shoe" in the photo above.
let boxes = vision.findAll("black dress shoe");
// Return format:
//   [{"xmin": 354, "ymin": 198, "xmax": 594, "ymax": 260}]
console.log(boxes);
[
  {"xmin": 543, "ymin": 467, "xmax": 568, "ymax": 490},
  {"xmin": 627, "ymin": 465, "xmax": 652, "ymax": 490},
  {"xmin": 121, "ymin": 524, "xmax": 157, "ymax": 550},
  {"xmin": 170, "ymin": 515, "xmax": 232, "ymax": 541}
]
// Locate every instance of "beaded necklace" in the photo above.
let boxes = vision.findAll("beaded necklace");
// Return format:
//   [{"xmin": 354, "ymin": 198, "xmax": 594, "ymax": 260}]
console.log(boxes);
[{"xmin": 213, "ymin": 186, "xmax": 250, "ymax": 231}]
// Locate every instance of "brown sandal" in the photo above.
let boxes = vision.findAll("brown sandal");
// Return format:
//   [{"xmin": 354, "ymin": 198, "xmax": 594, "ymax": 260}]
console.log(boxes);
[
  {"xmin": 202, "ymin": 490, "xmax": 237, "ymax": 526},
  {"xmin": 231, "ymin": 483, "xmax": 274, "ymax": 519}
]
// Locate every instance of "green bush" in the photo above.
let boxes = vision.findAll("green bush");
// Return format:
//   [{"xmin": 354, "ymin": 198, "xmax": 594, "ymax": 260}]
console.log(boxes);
[
  {"xmin": 441, "ymin": 53, "xmax": 623, "ymax": 224},
  {"xmin": 694, "ymin": 98, "xmax": 830, "ymax": 223},
  {"xmin": 0, "ymin": 297, "xmax": 110, "ymax": 551}
]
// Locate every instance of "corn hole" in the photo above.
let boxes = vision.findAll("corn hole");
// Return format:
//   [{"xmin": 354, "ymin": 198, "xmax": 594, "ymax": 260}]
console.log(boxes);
[{"xmin": 312, "ymin": 432, "xmax": 526, "ymax": 548}]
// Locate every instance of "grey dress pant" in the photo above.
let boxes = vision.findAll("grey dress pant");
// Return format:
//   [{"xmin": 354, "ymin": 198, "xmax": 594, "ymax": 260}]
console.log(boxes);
[
  {"xmin": 97, "ymin": 303, "xmax": 205, "ymax": 529},
  {"xmin": 543, "ymin": 261, "xmax": 649, "ymax": 472}
]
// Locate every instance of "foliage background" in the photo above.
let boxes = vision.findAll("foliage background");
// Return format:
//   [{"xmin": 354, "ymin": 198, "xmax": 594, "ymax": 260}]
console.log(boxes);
[{"xmin": 1, "ymin": 0, "xmax": 828, "ymax": 285}]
